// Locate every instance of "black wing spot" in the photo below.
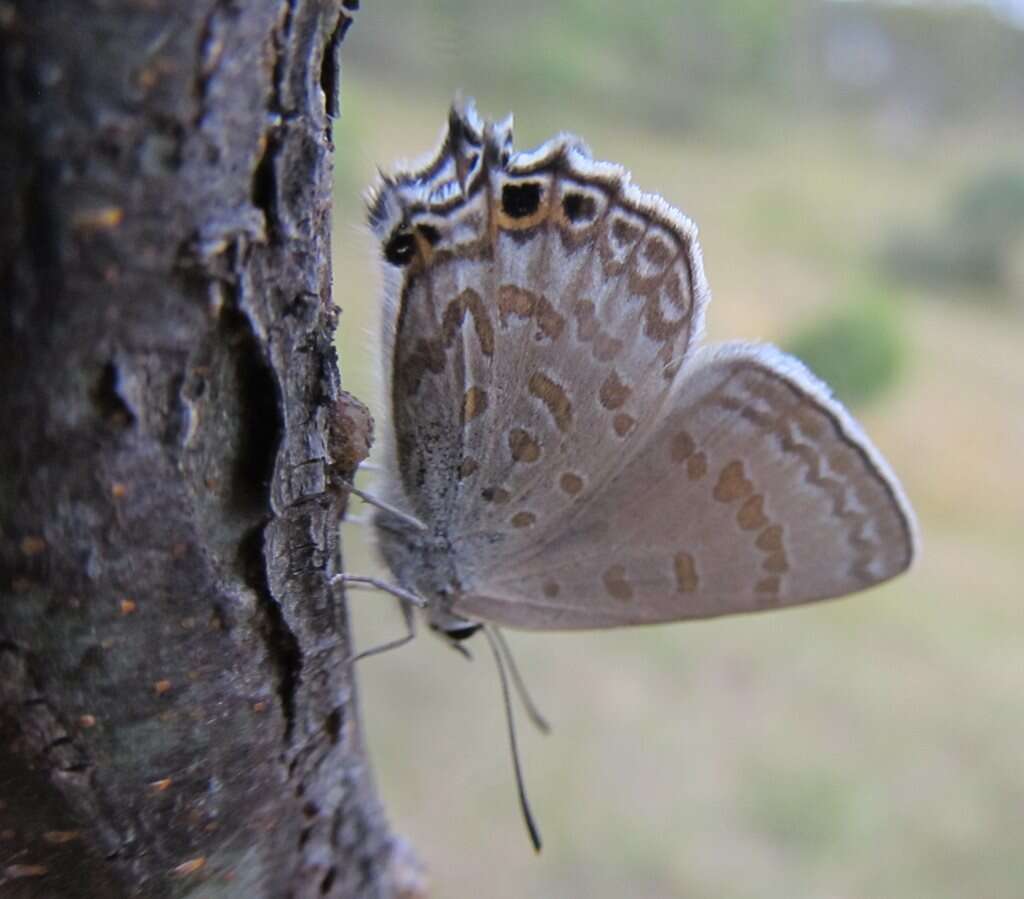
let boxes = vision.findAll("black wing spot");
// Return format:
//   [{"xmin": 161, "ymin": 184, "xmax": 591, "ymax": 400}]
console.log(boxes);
[
  {"xmin": 418, "ymin": 223, "xmax": 441, "ymax": 246},
  {"xmin": 384, "ymin": 230, "xmax": 416, "ymax": 266},
  {"xmin": 501, "ymin": 182, "xmax": 542, "ymax": 219},
  {"xmin": 563, "ymin": 192, "xmax": 597, "ymax": 223}
]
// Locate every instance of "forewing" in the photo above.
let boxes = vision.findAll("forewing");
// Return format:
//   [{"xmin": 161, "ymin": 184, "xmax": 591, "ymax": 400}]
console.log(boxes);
[{"xmin": 453, "ymin": 343, "xmax": 918, "ymax": 629}]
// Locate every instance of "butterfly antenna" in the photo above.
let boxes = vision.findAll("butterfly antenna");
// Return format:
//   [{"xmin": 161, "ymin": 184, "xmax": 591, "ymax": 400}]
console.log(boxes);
[
  {"xmin": 493, "ymin": 628, "xmax": 551, "ymax": 735},
  {"xmin": 482, "ymin": 625, "xmax": 542, "ymax": 853}
]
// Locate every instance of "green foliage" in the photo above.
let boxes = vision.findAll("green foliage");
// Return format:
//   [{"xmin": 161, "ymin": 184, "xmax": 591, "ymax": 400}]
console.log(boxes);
[
  {"xmin": 350, "ymin": 1, "xmax": 1024, "ymax": 134},
  {"xmin": 879, "ymin": 230, "xmax": 1007, "ymax": 293},
  {"xmin": 879, "ymin": 165, "xmax": 1024, "ymax": 300},
  {"xmin": 332, "ymin": 90, "xmax": 367, "ymax": 203},
  {"xmin": 952, "ymin": 166, "xmax": 1024, "ymax": 242},
  {"xmin": 744, "ymin": 765, "xmax": 855, "ymax": 855},
  {"xmin": 784, "ymin": 283, "xmax": 907, "ymax": 409}
]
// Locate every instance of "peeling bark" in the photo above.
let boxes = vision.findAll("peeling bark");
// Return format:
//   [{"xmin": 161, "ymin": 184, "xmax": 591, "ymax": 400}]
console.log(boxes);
[{"xmin": 0, "ymin": 2, "xmax": 413, "ymax": 897}]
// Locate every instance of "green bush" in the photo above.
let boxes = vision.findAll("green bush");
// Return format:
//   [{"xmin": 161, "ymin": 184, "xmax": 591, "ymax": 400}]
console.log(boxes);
[
  {"xmin": 952, "ymin": 166, "xmax": 1024, "ymax": 241},
  {"xmin": 878, "ymin": 165, "xmax": 1024, "ymax": 300},
  {"xmin": 784, "ymin": 284, "xmax": 907, "ymax": 410},
  {"xmin": 879, "ymin": 229, "xmax": 1006, "ymax": 291}
]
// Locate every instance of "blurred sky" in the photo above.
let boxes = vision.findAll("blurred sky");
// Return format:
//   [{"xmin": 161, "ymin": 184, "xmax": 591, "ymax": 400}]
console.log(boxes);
[{"xmin": 847, "ymin": 0, "xmax": 1024, "ymax": 27}]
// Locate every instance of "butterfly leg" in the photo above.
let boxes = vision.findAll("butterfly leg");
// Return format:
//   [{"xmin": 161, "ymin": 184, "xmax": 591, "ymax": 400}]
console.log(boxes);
[
  {"xmin": 341, "ymin": 512, "xmax": 372, "ymax": 526},
  {"xmin": 341, "ymin": 481, "xmax": 427, "ymax": 532},
  {"xmin": 347, "ymin": 596, "xmax": 417, "ymax": 665},
  {"xmin": 333, "ymin": 573, "xmax": 427, "ymax": 609}
]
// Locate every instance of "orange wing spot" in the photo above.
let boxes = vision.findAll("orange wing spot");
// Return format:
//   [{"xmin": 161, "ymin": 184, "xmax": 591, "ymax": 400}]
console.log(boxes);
[
  {"xmin": 599, "ymin": 370, "xmax": 632, "ymax": 410},
  {"xmin": 828, "ymin": 448, "xmax": 856, "ymax": 476},
  {"xmin": 497, "ymin": 180, "xmax": 549, "ymax": 230},
  {"xmin": 536, "ymin": 305, "xmax": 567, "ymax": 342},
  {"xmin": 42, "ymin": 830, "xmax": 80, "ymax": 845},
  {"xmin": 172, "ymin": 857, "xmax": 206, "ymax": 877},
  {"xmin": 482, "ymin": 486, "xmax": 511, "ymax": 504},
  {"xmin": 762, "ymin": 550, "xmax": 789, "ymax": 574},
  {"xmin": 529, "ymin": 372, "xmax": 573, "ymax": 432},
  {"xmin": 602, "ymin": 564, "xmax": 634, "ymax": 602},
  {"xmin": 613, "ymin": 413, "xmax": 636, "ymax": 437},
  {"xmin": 498, "ymin": 283, "xmax": 533, "ymax": 318},
  {"xmin": 20, "ymin": 536, "xmax": 46, "ymax": 556},
  {"xmin": 611, "ymin": 217, "xmax": 642, "ymax": 248},
  {"xmin": 497, "ymin": 284, "xmax": 566, "ymax": 341},
  {"xmin": 400, "ymin": 288, "xmax": 495, "ymax": 396},
  {"xmin": 560, "ymin": 472, "xmax": 584, "ymax": 495},
  {"xmin": 687, "ymin": 451, "xmax": 707, "ymax": 480},
  {"xmin": 543, "ymin": 581, "xmax": 560, "ymax": 598},
  {"xmin": 661, "ymin": 260, "xmax": 693, "ymax": 314},
  {"xmin": 673, "ymin": 551, "xmax": 699, "ymax": 593},
  {"xmin": 573, "ymin": 300, "xmax": 624, "ymax": 361},
  {"xmin": 508, "ymin": 428, "xmax": 541, "ymax": 463},
  {"xmin": 713, "ymin": 460, "xmax": 754, "ymax": 503},
  {"xmin": 669, "ymin": 430, "xmax": 695, "ymax": 463},
  {"xmin": 756, "ymin": 524, "xmax": 784, "ymax": 552},
  {"xmin": 462, "ymin": 387, "xmax": 487, "ymax": 422},
  {"xmin": 737, "ymin": 494, "xmax": 768, "ymax": 530},
  {"xmin": 72, "ymin": 205, "xmax": 123, "ymax": 231},
  {"xmin": 642, "ymin": 236, "xmax": 673, "ymax": 266},
  {"xmin": 442, "ymin": 288, "xmax": 496, "ymax": 356},
  {"xmin": 792, "ymin": 402, "xmax": 825, "ymax": 438},
  {"xmin": 510, "ymin": 511, "xmax": 536, "ymax": 528}
]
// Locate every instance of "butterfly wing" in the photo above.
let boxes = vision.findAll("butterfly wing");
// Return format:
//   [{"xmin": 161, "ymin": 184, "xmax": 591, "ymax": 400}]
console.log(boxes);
[
  {"xmin": 371, "ymin": 102, "xmax": 709, "ymax": 542},
  {"xmin": 452, "ymin": 342, "xmax": 918, "ymax": 629},
  {"xmin": 370, "ymin": 102, "xmax": 916, "ymax": 630}
]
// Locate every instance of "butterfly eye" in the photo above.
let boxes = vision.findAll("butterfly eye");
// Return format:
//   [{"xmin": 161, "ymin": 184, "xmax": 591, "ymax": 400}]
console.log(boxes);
[
  {"xmin": 442, "ymin": 623, "xmax": 480, "ymax": 642},
  {"xmin": 384, "ymin": 230, "xmax": 416, "ymax": 266}
]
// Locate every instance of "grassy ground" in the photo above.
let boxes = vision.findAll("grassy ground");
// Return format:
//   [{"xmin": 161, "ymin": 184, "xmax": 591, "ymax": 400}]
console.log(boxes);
[{"xmin": 332, "ymin": 77, "xmax": 1023, "ymax": 898}]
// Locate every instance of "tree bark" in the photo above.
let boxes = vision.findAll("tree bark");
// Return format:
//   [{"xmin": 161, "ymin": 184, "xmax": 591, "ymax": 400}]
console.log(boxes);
[{"xmin": 0, "ymin": 2, "xmax": 415, "ymax": 897}]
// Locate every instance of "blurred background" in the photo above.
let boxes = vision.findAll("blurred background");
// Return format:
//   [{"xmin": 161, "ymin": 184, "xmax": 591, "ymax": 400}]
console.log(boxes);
[{"xmin": 332, "ymin": 2, "xmax": 1023, "ymax": 896}]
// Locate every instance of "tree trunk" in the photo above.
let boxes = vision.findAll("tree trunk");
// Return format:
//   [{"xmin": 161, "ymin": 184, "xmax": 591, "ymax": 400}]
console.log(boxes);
[{"xmin": 0, "ymin": 2, "xmax": 416, "ymax": 896}]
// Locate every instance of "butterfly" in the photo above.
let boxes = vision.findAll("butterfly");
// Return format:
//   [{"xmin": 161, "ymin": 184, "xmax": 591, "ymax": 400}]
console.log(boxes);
[{"xmin": 349, "ymin": 98, "xmax": 918, "ymax": 849}]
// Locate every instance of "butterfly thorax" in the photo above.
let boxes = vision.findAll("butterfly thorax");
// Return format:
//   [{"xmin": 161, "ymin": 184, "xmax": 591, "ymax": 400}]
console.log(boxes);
[{"xmin": 374, "ymin": 510, "xmax": 477, "ymax": 634}]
